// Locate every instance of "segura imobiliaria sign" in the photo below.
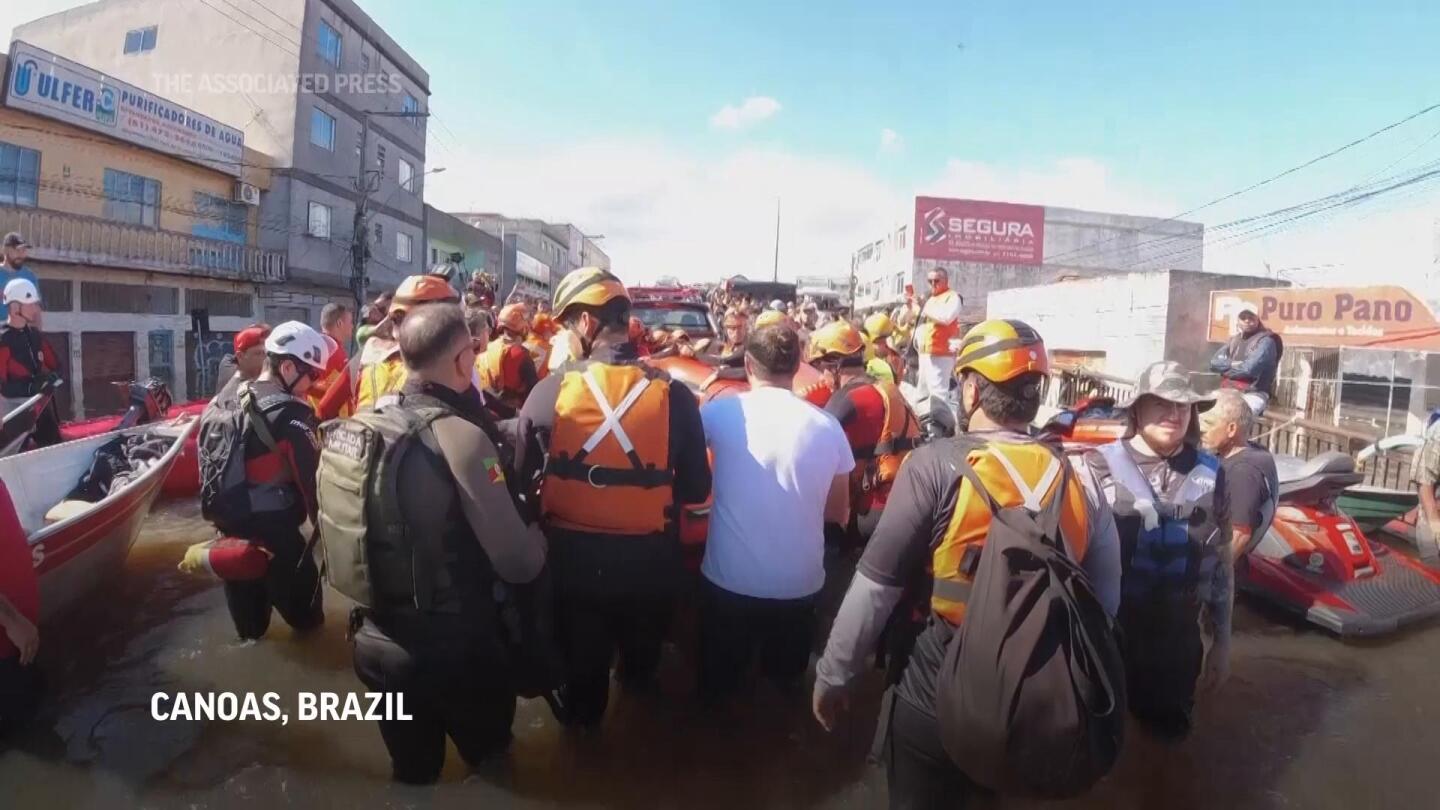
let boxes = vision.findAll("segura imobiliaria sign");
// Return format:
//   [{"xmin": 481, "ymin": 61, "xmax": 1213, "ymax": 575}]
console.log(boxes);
[
  {"xmin": 5, "ymin": 40, "xmax": 245, "ymax": 177},
  {"xmin": 913, "ymin": 196, "xmax": 1046, "ymax": 265},
  {"xmin": 1209, "ymin": 285, "xmax": 1440, "ymax": 352}
]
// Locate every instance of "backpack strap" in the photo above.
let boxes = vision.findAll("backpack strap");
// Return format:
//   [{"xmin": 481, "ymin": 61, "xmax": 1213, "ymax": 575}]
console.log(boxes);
[{"xmin": 1097, "ymin": 441, "xmax": 1162, "ymax": 531}]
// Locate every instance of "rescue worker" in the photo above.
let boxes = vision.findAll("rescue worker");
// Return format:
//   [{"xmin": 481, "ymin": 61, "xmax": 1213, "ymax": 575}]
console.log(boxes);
[
  {"xmin": 1083, "ymin": 360, "xmax": 1233, "ymax": 740},
  {"xmin": 213, "ymin": 321, "xmax": 331, "ymax": 641},
  {"xmin": 913, "ymin": 269, "xmax": 962, "ymax": 412},
  {"xmin": 809, "ymin": 321, "xmax": 922, "ymax": 530},
  {"xmin": 863, "ymin": 312, "xmax": 905, "ymax": 384},
  {"xmin": 754, "ymin": 310, "xmax": 787, "ymax": 331},
  {"xmin": 811, "ymin": 319, "xmax": 1121, "ymax": 809},
  {"xmin": 0, "ymin": 279, "xmax": 61, "ymax": 447},
  {"xmin": 309, "ymin": 303, "xmax": 355, "ymax": 420},
  {"xmin": 527, "ymin": 313, "xmax": 559, "ymax": 380},
  {"xmin": 477, "ymin": 303, "xmax": 539, "ymax": 410},
  {"xmin": 343, "ymin": 303, "xmax": 548, "ymax": 784},
  {"xmin": 215, "ymin": 324, "xmax": 272, "ymax": 407},
  {"xmin": 516, "ymin": 267, "xmax": 711, "ymax": 728},
  {"xmin": 356, "ymin": 276, "xmax": 459, "ymax": 410}
]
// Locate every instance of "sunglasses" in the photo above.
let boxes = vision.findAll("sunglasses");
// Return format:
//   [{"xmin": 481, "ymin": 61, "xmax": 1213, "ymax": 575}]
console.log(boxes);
[{"xmin": 927, "ymin": 277, "xmax": 945, "ymax": 285}]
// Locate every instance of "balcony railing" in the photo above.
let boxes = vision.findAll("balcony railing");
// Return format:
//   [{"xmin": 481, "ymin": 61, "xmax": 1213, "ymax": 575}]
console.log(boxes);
[{"xmin": 0, "ymin": 205, "xmax": 286, "ymax": 284}]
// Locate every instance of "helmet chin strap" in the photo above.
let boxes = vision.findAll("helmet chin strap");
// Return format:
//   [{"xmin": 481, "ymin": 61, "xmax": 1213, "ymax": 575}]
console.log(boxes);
[
  {"xmin": 956, "ymin": 373, "xmax": 980, "ymax": 433},
  {"xmin": 279, "ymin": 362, "xmax": 304, "ymax": 395}
]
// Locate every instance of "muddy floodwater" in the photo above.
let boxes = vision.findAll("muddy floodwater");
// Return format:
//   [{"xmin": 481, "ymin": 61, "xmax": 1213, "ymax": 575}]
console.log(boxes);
[{"xmin": 2, "ymin": 498, "xmax": 1438, "ymax": 809}]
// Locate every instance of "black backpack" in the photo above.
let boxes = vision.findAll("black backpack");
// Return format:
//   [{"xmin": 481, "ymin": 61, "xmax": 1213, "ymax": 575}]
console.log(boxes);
[
  {"xmin": 198, "ymin": 388, "xmax": 291, "ymax": 532},
  {"xmin": 934, "ymin": 453, "xmax": 1126, "ymax": 799}
]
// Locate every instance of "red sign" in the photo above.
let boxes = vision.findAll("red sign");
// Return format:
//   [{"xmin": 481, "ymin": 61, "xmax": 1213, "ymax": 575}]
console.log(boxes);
[{"xmin": 913, "ymin": 197, "xmax": 1046, "ymax": 265}]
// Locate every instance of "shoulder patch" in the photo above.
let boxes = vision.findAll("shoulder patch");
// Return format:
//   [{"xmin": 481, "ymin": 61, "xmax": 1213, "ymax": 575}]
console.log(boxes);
[{"xmin": 483, "ymin": 456, "xmax": 506, "ymax": 484}]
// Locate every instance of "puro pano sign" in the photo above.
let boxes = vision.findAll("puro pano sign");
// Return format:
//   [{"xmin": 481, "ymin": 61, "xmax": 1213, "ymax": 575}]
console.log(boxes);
[
  {"xmin": 1209, "ymin": 286, "xmax": 1440, "ymax": 351},
  {"xmin": 5, "ymin": 40, "xmax": 245, "ymax": 177},
  {"xmin": 913, "ymin": 197, "xmax": 1046, "ymax": 265}
]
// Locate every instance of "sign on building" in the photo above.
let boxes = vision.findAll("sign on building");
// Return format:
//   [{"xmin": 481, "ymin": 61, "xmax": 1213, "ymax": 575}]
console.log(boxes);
[
  {"xmin": 515, "ymin": 249, "xmax": 550, "ymax": 284},
  {"xmin": 1209, "ymin": 285, "xmax": 1440, "ymax": 351},
  {"xmin": 913, "ymin": 197, "xmax": 1045, "ymax": 265},
  {"xmin": 5, "ymin": 40, "xmax": 245, "ymax": 177}
]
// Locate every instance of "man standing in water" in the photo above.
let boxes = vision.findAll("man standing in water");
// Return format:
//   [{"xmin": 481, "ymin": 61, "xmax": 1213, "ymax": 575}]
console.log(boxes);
[{"xmin": 1084, "ymin": 362, "xmax": 1233, "ymax": 738}]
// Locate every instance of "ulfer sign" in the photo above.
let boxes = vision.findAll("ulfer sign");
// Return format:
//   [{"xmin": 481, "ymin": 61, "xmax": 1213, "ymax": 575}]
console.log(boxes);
[{"xmin": 1209, "ymin": 286, "xmax": 1440, "ymax": 351}]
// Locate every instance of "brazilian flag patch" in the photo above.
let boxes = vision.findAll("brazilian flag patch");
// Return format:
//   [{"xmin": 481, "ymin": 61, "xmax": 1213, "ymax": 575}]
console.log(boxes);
[{"xmin": 483, "ymin": 457, "xmax": 506, "ymax": 484}]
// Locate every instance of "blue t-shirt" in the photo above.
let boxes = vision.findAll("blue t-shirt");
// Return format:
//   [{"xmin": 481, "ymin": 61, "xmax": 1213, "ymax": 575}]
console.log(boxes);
[{"xmin": 0, "ymin": 265, "xmax": 39, "ymax": 289}]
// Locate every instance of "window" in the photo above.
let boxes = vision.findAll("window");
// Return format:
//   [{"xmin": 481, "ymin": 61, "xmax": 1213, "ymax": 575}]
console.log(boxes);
[
  {"xmin": 318, "ymin": 21, "xmax": 342, "ymax": 68},
  {"xmin": 310, "ymin": 107, "xmax": 335, "ymax": 150},
  {"xmin": 376, "ymin": 143, "xmax": 386, "ymax": 172},
  {"xmin": 897, "ymin": 225, "xmax": 907, "ymax": 250},
  {"xmin": 373, "ymin": 221, "xmax": 383, "ymax": 245},
  {"xmin": 193, "ymin": 192, "xmax": 247, "ymax": 243},
  {"xmin": 307, "ymin": 202, "xmax": 331, "ymax": 238},
  {"xmin": 398, "ymin": 158, "xmax": 415, "ymax": 193},
  {"xmin": 187, "ymin": 288, "xmax": 254, "ymax": 318},
  {"xmin": 103, "ymin": 169, "xmax": 161, "ymax": 228},
  {"xmin": 0, "ymin": 142, "xmax": 40, "ymax": 207},
  {"xmin": 360, "ymin": 52, "xmax": 370, "ymax": 72},
  {"xmin": 397, "ymin": 232, "xmax": 413, "ymax": 263},
  {"xmin": 402, "ymin": 93, "xmax": 421, "ymax": 128},
  {"xmin": 123, "ymin": 26, "xmax": 157, "ymax": 54},
  {"xmin": 81, "ymin": 281, "xmax": 178, "ymax": 314}
]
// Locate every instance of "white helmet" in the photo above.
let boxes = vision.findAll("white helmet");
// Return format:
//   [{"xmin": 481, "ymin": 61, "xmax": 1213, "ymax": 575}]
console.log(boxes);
[
  {"xmin": 264, "ymin": 321, "xmax": 330, "ymax": 371},
  {"xmin": 769, "ymin": 299, "xmax": 785, "ymax": 311},
  {"xmin": 4, "ymin": 278, "xmax": 39, "ymax": 306}
]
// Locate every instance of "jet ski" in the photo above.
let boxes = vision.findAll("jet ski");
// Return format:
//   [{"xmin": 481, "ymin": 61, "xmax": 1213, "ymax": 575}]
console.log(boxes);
[{"xmin": 1039, "ymin": 398, "xmax": 1440, "ymax": 637}]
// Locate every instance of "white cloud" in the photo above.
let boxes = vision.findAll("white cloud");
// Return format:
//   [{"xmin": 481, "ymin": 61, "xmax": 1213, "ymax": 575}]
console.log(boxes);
[
  {"xmin": 879, "ymin": 128, "xmax": 903, "ymax": 154},
  {"xmin": 926, "ymin": 157, "xmax": 1177, "ymax": 217},
  {"xmin": 709, "ymin": 96, "xmax": 782, "ymax": 131}
]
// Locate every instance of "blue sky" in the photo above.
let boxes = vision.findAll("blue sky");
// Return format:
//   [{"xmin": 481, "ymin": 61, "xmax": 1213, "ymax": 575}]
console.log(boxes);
[{"xmin": 6, "ymin": 0, "xmax": 1439, "ymax": 282}]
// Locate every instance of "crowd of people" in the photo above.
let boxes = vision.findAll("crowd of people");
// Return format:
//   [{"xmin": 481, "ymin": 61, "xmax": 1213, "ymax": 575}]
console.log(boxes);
[{"xmin": 0, "ymin": 253, "xmax": 1300, "ymax": 808}]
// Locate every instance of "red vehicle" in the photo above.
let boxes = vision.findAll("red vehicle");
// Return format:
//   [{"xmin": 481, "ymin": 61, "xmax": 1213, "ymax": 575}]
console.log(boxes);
[
  {"xmin": 1042, "ymin": 397, "xmax": 1440, "ymax": 637},
  {"xmin": 629, "ymin": 286, "xmax": 719, "ymax": 342}
]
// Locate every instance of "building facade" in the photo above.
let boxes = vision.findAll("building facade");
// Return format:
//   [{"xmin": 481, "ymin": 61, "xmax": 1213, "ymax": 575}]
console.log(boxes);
[
  {"xmin": 14, "ymin": 0, "xmax": 431, "ymax": 324},
  {"xmin": 1, "ymin": 49, "xmax": 285, "ymax": 417},
  {"xmin": 424, "ymin": 204, "xmax": 501, "ymax": 291},
  {"xmin": 453, "ymin": 213, "xmax": 608, "ymax": 302},
  {"xmin": 850, "ymin": 197, "xmax": 1206, "ymax": 322}
]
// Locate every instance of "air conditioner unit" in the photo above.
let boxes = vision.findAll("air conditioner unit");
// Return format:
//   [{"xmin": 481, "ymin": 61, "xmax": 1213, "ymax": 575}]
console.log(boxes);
[{"xmin": 233, "ymin": 181, "xmax": 260, "ymax": 206}]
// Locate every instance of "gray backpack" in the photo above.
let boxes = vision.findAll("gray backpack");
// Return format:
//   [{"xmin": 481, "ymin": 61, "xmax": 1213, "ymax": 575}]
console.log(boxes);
[{"xmin": 934, "ymin": 452, "xmax": 1126, "ymax": 799}]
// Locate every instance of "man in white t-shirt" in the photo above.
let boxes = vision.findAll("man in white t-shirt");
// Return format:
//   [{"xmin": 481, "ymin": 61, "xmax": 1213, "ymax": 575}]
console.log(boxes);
[{"xmin": 698, "ymin": 324, "xmax": 854, "ymax": 704}]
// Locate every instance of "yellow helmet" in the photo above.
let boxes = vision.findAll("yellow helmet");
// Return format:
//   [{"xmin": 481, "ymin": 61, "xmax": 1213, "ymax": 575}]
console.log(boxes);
[
  {"xmin": 955, "ymin": 319, "xmax": 1048, "ymax": 382},
  {"xmin": 552, "ymin": 267, "xmax": 629, "ymax": 320},
  {"xmin": 807, "ymin": 320, "xmax": 866, "ymax": 362},
  {"xmin": 864, "ymin": 312, "xmax": 893, "ymax": 339},
  {"xmin": 754, "ymin": 310, "xmax": 787, "ymax": 330}
]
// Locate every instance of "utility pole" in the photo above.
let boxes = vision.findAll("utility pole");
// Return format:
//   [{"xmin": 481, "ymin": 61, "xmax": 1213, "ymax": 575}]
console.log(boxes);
[
  {"xmin": 350, "ymin": 109, "xmax": 429, "ymax": 340},
  {"xmin": 772, "ymin": 196, "xmax": 781, "ymax": 283}
]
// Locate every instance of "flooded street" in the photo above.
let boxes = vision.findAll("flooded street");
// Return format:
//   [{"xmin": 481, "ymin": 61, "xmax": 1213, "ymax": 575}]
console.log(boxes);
[{"xmin": 2, "ymin": 498, "xmax": 1438, "ymax": 809}]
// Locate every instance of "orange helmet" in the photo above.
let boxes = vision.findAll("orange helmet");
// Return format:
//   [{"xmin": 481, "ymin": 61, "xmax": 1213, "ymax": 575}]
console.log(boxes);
[
  {"xmin": 553, "ymin": 267, "xmax": 628, "ymax": 320},
  {"xmin": 955, "ymin": 319, "xmax": 1048, "ymax": 382},
  {"xmin": 755, "ymin": 310, "xmax": 787, "ymax": 330},
  {"xmin": 807, "ymin": 320, "xmax": 865, "ymax": 362},
  {"xmin": 531, "ymin": 312, "xmax": 558, "ymax": 339},
  {"xmin": 497, "ymin": 303, "xmax": 529, "ymax": 334},
  {"xmin": 628, "ymin": 316, "xmax": 646, "ymax": 341},
  {"xmin": 390, "ymin": 274, "xmax": 459, "ymax": 318}
]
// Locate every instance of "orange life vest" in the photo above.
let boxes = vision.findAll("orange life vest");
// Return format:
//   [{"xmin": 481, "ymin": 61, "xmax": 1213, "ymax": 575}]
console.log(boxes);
[
  {"xmin": 867, "ymin": 380, "xmax": 921, "ymax": 487},
  {"xmin": 525, "ymin": 336, "xmax": 551, "ymax": 381},
  {"xmin": 930, "ymin": 439, "xmax": 1090, "ymax": 625},
  {"xmin": 914, "ymin": 290, "xmax": 961, "ymax": 356},
  {"xmin": 541, "ymin": 363, "xmax": 673, "ymax": 535}
]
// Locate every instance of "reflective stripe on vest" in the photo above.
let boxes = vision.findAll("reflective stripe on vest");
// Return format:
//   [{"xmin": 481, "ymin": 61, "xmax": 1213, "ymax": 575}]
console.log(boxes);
[
  {"xmin": 541, "ymin": 364, "xmax": 673, "ymax": 534},
  {"xmin": 1096, "ymin": 441, "xmax": 1219, "ymax": 598},
  {"xmin": 930, "ymin": 441, "xmax": 1090, "ymax": 625}
]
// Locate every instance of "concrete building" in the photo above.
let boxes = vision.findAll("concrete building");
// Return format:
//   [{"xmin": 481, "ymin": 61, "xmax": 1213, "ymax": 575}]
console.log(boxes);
[
  {"xmin": 14, "ymin": 0, "xmax": 432, "ymax": 323},
  {"xmin": 453, "ymin": 213, "xmax": 609, "ymax": 302},
  {"xmin": 1, "ymin": 48, "xmax": 285, "ymax": 417},
  {"xmin": 424, "ymin": 204, "xmax": 501, "ymax": 291},
  {"xmin": 987, "ymin": 269, "xmax": 1283, "ymax": 382},
  {"xmin": 851, "ymin": 197, "xmax": 1205, "ymax": 322}
]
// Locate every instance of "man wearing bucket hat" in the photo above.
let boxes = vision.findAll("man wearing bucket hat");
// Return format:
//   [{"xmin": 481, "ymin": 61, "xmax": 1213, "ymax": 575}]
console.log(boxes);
[{"xmin": 1083, "ymin": 360, "xmax": 1233, "ymax": 740}]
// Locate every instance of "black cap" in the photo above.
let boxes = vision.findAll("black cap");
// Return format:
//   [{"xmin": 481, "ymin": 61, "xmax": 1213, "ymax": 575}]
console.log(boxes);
[{"xmin": 3, "ymin": 232, "xmax": 27, "ymax": 249}]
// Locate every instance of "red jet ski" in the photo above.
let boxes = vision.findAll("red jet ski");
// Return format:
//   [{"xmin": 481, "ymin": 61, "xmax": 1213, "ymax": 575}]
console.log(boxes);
[{"xmin": 1041, "ymin": 397, "xmax": 1440, "ymax": 637}]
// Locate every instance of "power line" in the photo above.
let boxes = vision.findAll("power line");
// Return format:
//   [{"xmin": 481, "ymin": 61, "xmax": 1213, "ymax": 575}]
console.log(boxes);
[
  {"xmin": 1042, "ymin": 99, "xmax": 1440, "ymax": 268},
  {"xmin": 194, "ymin": 0, "xmax": 299, "ymax": 59},
  {"xmin": 213, "ymin": 0, "xmax": 303, "ymax": 52}
]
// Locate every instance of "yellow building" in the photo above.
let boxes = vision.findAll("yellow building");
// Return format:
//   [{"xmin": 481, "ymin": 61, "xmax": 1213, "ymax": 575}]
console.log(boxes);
[{"xmin": 1, "ymin": 47, "xmax": 287, "ymax": 417}]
